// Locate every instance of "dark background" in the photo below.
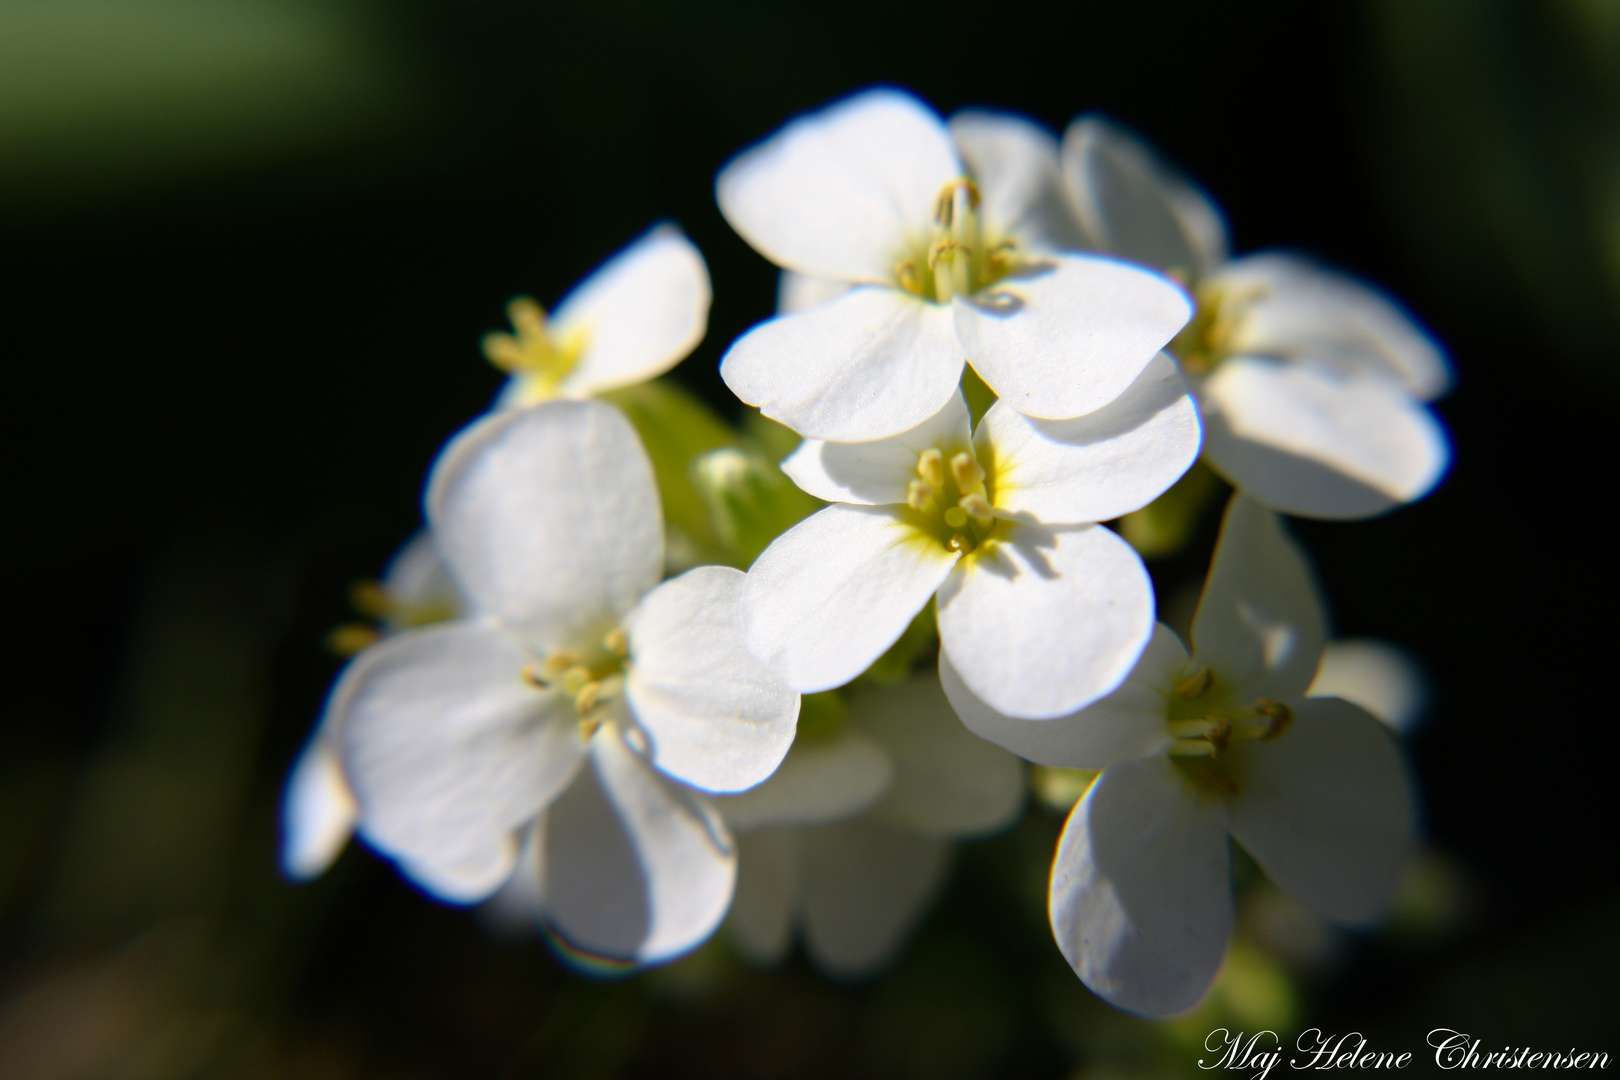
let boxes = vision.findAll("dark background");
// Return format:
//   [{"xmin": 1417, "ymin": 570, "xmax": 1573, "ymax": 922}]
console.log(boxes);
[{"xmin": 1, "ymin": 0, "xmax": 1616, "ymax": 1075}]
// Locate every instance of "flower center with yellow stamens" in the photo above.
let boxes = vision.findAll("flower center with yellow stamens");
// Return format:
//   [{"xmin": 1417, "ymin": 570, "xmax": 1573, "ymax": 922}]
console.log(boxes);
[
  {"xmin": 893, "ymin": 178, "xmax": 1021, "ymax": 304},
  {"xmin": 522, "ymin": 626, "xmax": 631, "ymax": 736},
  {"xmin": 482, "ymin": 296, "xmax": 587, "ymax": 403},
  {"xmin": 1168, "ymin": 281, "xmax": 1267, "ymax": 376},
  {"xmin": 901, "ymin": 443, "xmax": 1004, "ymax": 554},
  {"xmin": 1163, "ymin": 663, "xmax": 1294, "ymax": 796}
]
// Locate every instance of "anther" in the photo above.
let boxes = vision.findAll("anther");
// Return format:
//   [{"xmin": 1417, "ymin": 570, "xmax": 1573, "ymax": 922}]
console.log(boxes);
[
  {"xmin": 907, "ymin": 479, "xmax": 935, "ymax": 510},
  {"xmin": 958, "ymin": 493, "xmax": 994, "ymax": 523},
  {"xmin": 932, "ymin": 178, "xmax": 981, "ymax": 224},
  {"xmin": 946, "ymin": 534, "xmax": 969, "ymax": 552},
  {"xmin": 543, "ymin": 651, "xmax": 578, "ymax": 676},
  {"xmin": 603, "ymin": 627, "xmax": 629, "ymax": 657},
  {"xmin": 917, "ymin": 449, "xmax": 946, "ymax": 489},
  {"xmin": 348, "ymin": 580, "xmax": 393, "ymax": 620},
  {"xmin": 896, "ymin": 260, "xmax": 920, "ymax": 293},
  {"xmin": 927, "ymin": 239, "xmax": 970, "ymax": 268},
  {"xmin": 559, "ymin": 664, "xmax": 591, "ymax": 697},
  {"xmin": 943, "ymin": 506, "xmax": 969, "ymax": 529},
  {"xmin": 1253, "ymin": 698, "xmax": 1294, "ymax": 739},
  {"xmin": 521, "ymin": 663, "xmax": 551, "ymax": 689},
  {"xmin": 1173, "ymin": 665, "xmax": 1214, "ymax": 700},
  {"xmin": 1206, "ymin": 715, "xmax": 1233, "ymax": 755},
  {"xmin": 575, "ymin": 680, "xmax": 604, "ymax": 717},
  {"xmin": 950, "ymin": 452, "xmax": 985, "ymax": 492}
]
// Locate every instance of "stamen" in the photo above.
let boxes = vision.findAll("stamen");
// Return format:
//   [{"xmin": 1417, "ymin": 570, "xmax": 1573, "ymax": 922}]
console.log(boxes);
[
  {"xmin": 932, "ymin": 178, "xmax": 981, "ymax": 224},
  {"xmin": 1254, "ymin": 698, "xmax": 1294, "ymax": 739},
  {"xmin": 521, "ymin": 663, "xmax": 551, "ymax": 689},
  {"xmin": 896, "ymin": 260, "xmax": 920, "ymax": 294},
  {"xmin": 508, "ymin": 297, "xmax": 547, "ymax": 338},
  {"xmin": 943, "ymin": 506, "xmax": 969, "ymax": 529},
  {"xmin": 950, "ymin": 452, "xmax": 985, "ymax": 492},
  {"xmin": 907, "ymin": 479, "xmax": 936, "ymax": 510},
  {"xmin": 348, "ymin": 580, "xmax": 393, "ymax": 620},
  {"xmin": 543, "ymin": 651, "xmax": 579, "ymax": 677},
  {"xmin": 603, "ymin": 627, "xmax": 629, "ymax": 657},
  {"xmin": 958, "ymin": 493, "xmax": 994, "ymax": 523},
  {"xmin": 1173, "ymin": 665, "xmax": 1214, "ymax": 699},
  {"xmin": 946, "ymin": 534, "xmax": 969, "ymax": 552},
  {"xmin": 1167, "ymin": 739, "xmax": 1218, "ymax": 758},
  {"xmin": 917, "ymin": 449, "xmax": 946, "ymax": 489},
  {"xmin": 574, "ymin": 680, "xmax": 606, "ymax": 717},
  {"xmin": 559, "ymin": 664, "xmax": 591, "ymax": 697}
]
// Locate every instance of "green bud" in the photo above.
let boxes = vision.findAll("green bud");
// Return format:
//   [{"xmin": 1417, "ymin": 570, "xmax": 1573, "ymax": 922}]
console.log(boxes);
[{"xmin": 692, "ymin": 445, "xmax": 819, "ymax": 568}]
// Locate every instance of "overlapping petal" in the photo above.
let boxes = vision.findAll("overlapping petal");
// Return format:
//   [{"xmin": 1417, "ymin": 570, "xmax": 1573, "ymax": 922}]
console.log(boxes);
[
  {"xmin": 800, "ymin": 820, "xmax": 951, "ymax": 978},
  {"xmin": 1200, "ymin": 356, "xmax": 1451, "ymax": 520},
  {"xmin": 979, "ymin": 353, "xmax": 1199, "ymax": 523},
  {"xmin": 781, "ymin": 392, "xmax": 973, "ymax": 506},
  {"xmin": 949, "ymin": 110, "xmax": 1087, "ymax": 254},
  {"xmin": 717, "ymin": 88, "xmax": 960, "ymax": 282},
  {"xmin": 721, "ymin": 286, "xmax": 963, "ymax": 442},
  {"xmin": 710, "ymin": 732, "xmax": 892, "ymax": 831},
  {"xmin": 1214, "ymin": 253, "xmax": 1450, "ymax": 399},
  {"xmin": 744, "ymin": 504, "xmax": 959, "ymax": 693},
  {"xmin": 1191, "ymin": 496, "xmax": 1327, "ymax": 701},
  {"xmin": 337, "ymin": 622, "xmax": 587, "ymax": 903},
  {"xmin": 282, "ymin": 736, "xmax": 357, "ymax": 880},
  {"xmin": 1060, "ymin": 115, "xmax": 1228, "ymax": 280},
  {"xmin": 1226, "ymin": 697, "xmax": 1415, "ymax": 925},
  {"xmin": 549, "ymin": 225, "xmax": 712, "ymax": 397},
  {"xmin": 542, "ymin": 726, "xmax": 736, "ymax": 963},
  {"xmin": 1050, "ymin": 755, "xmax": 1232, "ymax": 1016},
  {"xmin": 852, "ymin": 676, "xmax": 1025, "ymax": 837},
  {"xmin": 955, "ymin": 254, "xmax": 1191, "ymax": 420},
  {"xmin": 937, "ymin": 523, "xmax": 1153, "ymax": 719},
  {"xmin": 427, "ymin": 401, "xmax": 662, "ymax": 655},
  {"xmin": 939, "ymin": 627, "xmax": 1179, "ymax": 769},
  {"xmin": 625, "ymin": 566, "xmax": 798, "ymax": 793},
  {"xmin": 1309, "ymin": 638, "xmax": 1429, "ymax": 732},
  {"xmin": 726, "ymin": 828, "xmax": 799, "ymax": 965}
]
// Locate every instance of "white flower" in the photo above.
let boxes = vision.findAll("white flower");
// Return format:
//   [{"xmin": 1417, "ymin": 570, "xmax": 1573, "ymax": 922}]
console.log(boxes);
[
  {"xmin": 1063, "ymin": 116, "xmax": 1451, "ymax": 519},
  {"xmin": 745, "ymin": 354, "xmax": 1199, "ymax": 718},
  {"xmin": 712, "ymin": 675, "xmax": 1024, "ymax": 977},
  {"xmin": 716, "ymin": 90, "xmax": 1192, "ymax": 442},
  {"xmin": 282, "ymin": 532, "xmax": 472, "ymax": 881},
  {"xmin": 1309, "ymin": 638, "xmax": 1429, "ymax": 734},
  {"xmin": 484, "ymin": 225, "xmax": 711, "ymax": 408},
  {"xmin": 945, "ymin": 496, "xmax": 1415, "ymax": 1015},
  {"xmin": 330, "ymin": 400, "xmax": 798, "ymax": 963}
]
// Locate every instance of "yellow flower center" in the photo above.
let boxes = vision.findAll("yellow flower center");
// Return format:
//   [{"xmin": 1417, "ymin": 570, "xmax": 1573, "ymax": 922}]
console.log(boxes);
[
  {"xmin": 893, "ymin": 178, "xmax": 1021, "ymax": 304},
  {"xmin": 1164, "ymin": 663, "xmax": 1293, "ymax": 796},
  {"xmin": 900, "ymin": 443, "xmax": 1005, "ymax": 554},
  {"xmin": 482, "ymin": 296, "xmax": 587, "ymax": 403},
  {"xmin": 522, "ymin": 626, "xmax": 631, "ymax": 736},
  {"xmin": 1168, "ymin": 281, "xmax": 1267, "ymax": 375}
]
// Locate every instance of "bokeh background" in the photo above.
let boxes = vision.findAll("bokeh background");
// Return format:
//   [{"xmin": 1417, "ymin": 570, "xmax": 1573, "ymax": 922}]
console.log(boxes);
[{"xmin": 2, "ymin": 0, "xmax": 1617, "ymax": 1076}]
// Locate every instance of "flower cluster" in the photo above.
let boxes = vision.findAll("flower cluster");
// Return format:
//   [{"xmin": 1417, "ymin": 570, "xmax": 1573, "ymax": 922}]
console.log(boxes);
[{"xmin": 285, "ymin": 88, "xmax": 1442, "ymax": 1013}]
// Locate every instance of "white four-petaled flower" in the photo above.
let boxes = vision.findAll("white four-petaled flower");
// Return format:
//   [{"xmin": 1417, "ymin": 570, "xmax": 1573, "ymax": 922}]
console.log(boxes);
[
  {"xmin": 945, "ymin": 496, "xmax": 1415, "ymax": 1015},
  {"xmin": 486, "ymin": 225, "xmax": 711, "ymax": 408},
  {"xmin": 330, "ymin": 400, "xmax": 798, "ymax": 963},
  {"xmin": 1062, "ymin": 117, "xmax": 1451, "ymax": 519},
  {"xmin": 745, "ymin": 354, "xmax": 1200, "ymax": 719},
  {"xmin": 717, "ymin": 89, "xmax": 1192, "ymax": 442}
]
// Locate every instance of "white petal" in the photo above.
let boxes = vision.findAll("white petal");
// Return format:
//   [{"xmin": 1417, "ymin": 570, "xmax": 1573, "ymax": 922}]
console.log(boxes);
[
  {"xmin": 710, "ymin": 732, "xmax": 893, "ymax": 831},
  {"xmin": 1050, "ymin": 755, "xmax": 1231, "ymax": 1016},
  {"xmin": 281, "ymin": 733, "xmax": 357, "ymax": 880},
  {"xmin": 1215, "ymin": 253, "xmax": 1450, "ymax": 399},
  {"xmin": 949, "ymin": 109, "xmax": 1087, "ymax": 253},
  {"xmin": 956, "ymin": 254, "xmax": 1191, "ymax": 420},
  {"xmin": 778, "ymin": 270, "xmax": 852, "ymax": 314},
  {"xmin": 336, "ymin": 622, "xmax": 587, "ymax": 903},
  {"xmin": 1227, "ymin": 698, "xmax": 1416, "ymax": 925},
  {"xmin": 721, "ymin": 286, "xmax": 964, "ymax": 442},
  {"xmin": 1059, "ymin": 114, "xmax": 1228, "ymax": 280},
  {"xmin": 1192, "ymin": 495, "xmax": 1328, "ymax": 702},
  {"xmin": 549, "ymin": 225, "xmax": 711, "ymax": 397},
  {"xmin": 980, "ymin": 352, "xmax": 1200, "ymax": 523},
  {"xmin": 939, "ymin": 626, "xmax": 1179, "ymax": 768},
  {"xmin": 781, "ymin": 392, "xmax": 973, "ymax": 505},
  {"xmin": 706, "ymin": 731, "xmax": 894, "ymax": 835},
  {"xmin": 1200, "ymin": 355, "xmax": 1451, "ymax": 519},
  {"xmin": 1308, "ymin": 638, "xmax": 1429, "ymax": 733},
  {"xmin": 717, "ymin": 88, "xmax": 960, "ymax": 282},
  {"xmin": 381, "ymin": 531, "xmax": 470, "ymax": 624},
  {"xmin": 725, "ymin": 827, "xmax": 799, "ymax": 966},
  {"xmin": 850, "ymin": 675, "xmax": 1025, "ymax": 837},
  {"xmin": 427, "ymin": 400, "xmax": 662, "ymax": 653},
  {"xmin": 801, "ymin": 820, "xmax": 951, "ymax": 978},
  {"xmin": 542, "ymin": 727, "xmax": 736, "ymax": 964},
  {"xmin": 481, "ymin": 821, "xmax": 545, "ymax": 934},
  {"xmin": 937, "ymin": 522, "xmax": 1153, "ymax": 719},
  {"xmin": 1192, "ymin": 496, "xmax": 1326, "ymax": 701},
  {"xmin": 625, "ymin": 565, "xmax": 799, "ymax": 793},
  {"xmin": 744, "ymin": 504, "xmax": 958, "ymax": 692}
]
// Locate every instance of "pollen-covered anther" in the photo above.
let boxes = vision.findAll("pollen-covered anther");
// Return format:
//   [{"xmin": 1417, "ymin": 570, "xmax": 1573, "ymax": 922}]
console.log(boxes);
[
  {"xmin": 1253, "ymin": 698, "xmax": 1294, "ymax": 739},
  {"xmin": 933, "ymin": 177, "xmax": 981, "ymax": 224},
  {"xmin": 917, "ymin": 448, "xmax": 946, "ymax": 489},
  {"xmin": 950, "ymin": 452, "xmax": 985, "ymax": 492},
  {"xmin": 907, "ymin": 479, "xmax": 936, "ymax": 510},
  {"xmin": 521, "ymin": 662, "xmax": 550, "ymax": 689},
  {"xmin": 559, "ymin": 665, "xmax": 592, "ymax": 697},
  {"xmin": 957, "ymin": 493, "xmax": 994, "ymax": 524},
  {"xmin": 927, "ymin": 239, "xmax": 971, "ymax": 269},
  {"xmin": 603, "ymin": 626, "xmax": 629, "ymax": 657},
  {"xmin": 1173, "ymin": 665, "xmax": 1214, "ymax": 700}
]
